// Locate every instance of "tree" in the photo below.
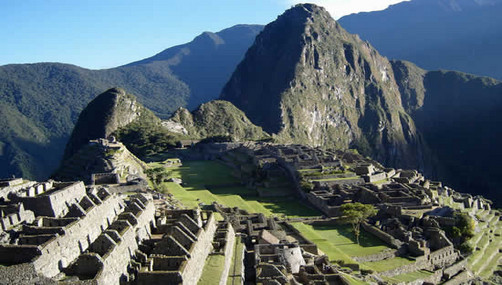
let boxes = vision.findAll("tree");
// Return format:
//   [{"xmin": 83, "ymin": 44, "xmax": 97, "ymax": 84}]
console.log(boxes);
[
  {"xmin": 145, "ymin": 167, "xmax": 171, "ymax": 186},
  {"xmin": 340, "ymin": 203, "xmax": 378, "ymax": 244},
  {"xmin": 450, "ymin": 212, "xmax": 475, "ymax": 241}
]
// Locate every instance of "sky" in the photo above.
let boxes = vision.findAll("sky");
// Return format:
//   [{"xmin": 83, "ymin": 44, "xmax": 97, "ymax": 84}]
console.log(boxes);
[{"xmin": 0, "ymin": 0, "xmax": 407, "ymax": 69}]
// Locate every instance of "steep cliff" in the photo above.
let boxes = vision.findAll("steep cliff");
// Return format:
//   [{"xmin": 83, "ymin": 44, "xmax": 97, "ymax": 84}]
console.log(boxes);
[
  {"xmin": 392, "ymin": 60, "xmax": 502, "ymax": 203},
  {"xmin": 221, "ymin": 4, "xmax": 427, "ymax": 170},
  {"xmin": 167, "ymin": 100, "xmax": 268, "ymax": 141}
]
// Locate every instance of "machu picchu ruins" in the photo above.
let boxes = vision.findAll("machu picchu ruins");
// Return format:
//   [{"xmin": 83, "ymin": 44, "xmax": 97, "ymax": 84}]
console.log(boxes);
[{"xmin": 1, "ymin": 139, "xmax": 500, "ymax": 284}]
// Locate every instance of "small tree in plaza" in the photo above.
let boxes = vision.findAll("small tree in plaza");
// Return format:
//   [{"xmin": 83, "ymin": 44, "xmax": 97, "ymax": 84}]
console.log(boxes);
[{"xmin": 341, "ymin": 202, "xmax": 378, "ymax": 244}]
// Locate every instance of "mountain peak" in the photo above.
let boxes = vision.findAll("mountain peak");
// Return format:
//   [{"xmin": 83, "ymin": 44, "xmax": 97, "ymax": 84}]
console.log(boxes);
[
  {"xmin": 220, "ymin": 3, "xmax": 427, "ymax": 170},
  {"xmin": 62, "ymin": 88, "xmax": 155, "ymax": 160}
]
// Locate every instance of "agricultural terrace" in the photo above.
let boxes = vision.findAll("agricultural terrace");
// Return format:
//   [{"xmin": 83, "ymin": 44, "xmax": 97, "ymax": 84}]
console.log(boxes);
[
  {"xmin": 433, "ymin": 190, "xmax": 502, "ymax": 279},
  {"xmin": 291, "ymin": 223, "xmax": 416, "ymax": 274},
  {"xmin": 151, "ymin": 160, "xmax": 320, "ymax": 218}
]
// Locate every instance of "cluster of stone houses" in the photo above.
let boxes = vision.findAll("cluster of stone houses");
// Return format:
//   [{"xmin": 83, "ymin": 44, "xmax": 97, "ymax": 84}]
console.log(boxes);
[
  {"xmin": 213, "ymin": 204, "xmax": 351, "ymax": 284},
  {"xmin": 189, "ymin": 142, "xmax": 495, "ymax": 284},
  {"xmin": 0, "ymin": 176, "xmax": 243, "ymax": 285},
  {"xmin": 0, "ymin": 178, "xmax": 159, "ymax": 284}
]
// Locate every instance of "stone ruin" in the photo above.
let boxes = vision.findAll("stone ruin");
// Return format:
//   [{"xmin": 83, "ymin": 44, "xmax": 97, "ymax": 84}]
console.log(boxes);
[
  {"xmin": 0, "ymin": 179, "xmax": 157, "ymax": 285},
  {"xmin": 91, "ymin": 173, "xmax": 120, "ymax": 185},
  {"xmin": 133, "ymin": 209, "xmax": 221, "ymax": 284},
  {"xmin": 187, "ymin": 142, "xmax": 494, "ymax": 284},
  {"xmin": 213, "ymin": 204, "xmax": 351, "ymax": 284}
]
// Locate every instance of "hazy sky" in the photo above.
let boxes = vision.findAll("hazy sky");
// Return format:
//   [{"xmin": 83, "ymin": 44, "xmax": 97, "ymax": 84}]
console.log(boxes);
[{"xmin": 0, "ymin": 0, "xmax": 407, "ymax": 69}]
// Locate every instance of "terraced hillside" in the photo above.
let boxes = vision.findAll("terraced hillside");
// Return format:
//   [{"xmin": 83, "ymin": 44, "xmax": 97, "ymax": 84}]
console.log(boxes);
[{"xmin": 150, "ymin": 159, "xmax": 320, "ymax": 218}]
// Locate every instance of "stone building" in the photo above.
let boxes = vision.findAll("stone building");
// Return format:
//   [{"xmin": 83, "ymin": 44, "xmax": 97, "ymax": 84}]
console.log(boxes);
[
  {"xmin": 135, "ymin": 209, "xmax": 219, "ymax": 284},
  {"xmin": 0, "ymin": 179, "xmax": 157, "ymax": 285}
]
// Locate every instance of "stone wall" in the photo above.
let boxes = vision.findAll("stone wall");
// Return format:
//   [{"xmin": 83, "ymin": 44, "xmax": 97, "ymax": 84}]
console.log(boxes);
[
  {"xmin": 428, "ymin": 245, "xmax": 458, "ymax": 269},
  {"xmin": 216, "ymin": 222, "xmax": 236, "ymax": 285},
  {"xmin": 443, "ymin": 259, "xmax": 467, "ymax": 280},
  {"xmin": 30, "ymin": 193, "xmax": 124, "ymax": 277},
  {"xmin": 377, "ymin": 245, "xmax": 458, "ymax": 278},
  {"xmin": 0, "ymin": 203, "xmax": 35, "ymax": 231},
  {"xmin": 0, "ymin": 180, "xmax": 36, "ymax": 201},
  {"xmin": 352, "ymin": 249, "xmax": 398, "ymax": 262},
  {"xmin": 306, "ymin": 193, "xmax": 341, "ymax": 217},
  {"xmin": 13, "ymin": 182, "xmax": 86, "ymax": 217},
  {"xmin": 361, "ymin": 223, "xmax": 403, "ymax": 249},
  {"xmin": 407, "ymin": 269, "xmax": 443, "ymax": 285},
  {"xmin": 313, "ymin": 177, "xmax": 365, "ymax": 188},
  {"xmin": 90, "ymin": 197, "xmax": 155, "ymax": 284},
  {"xmin": 442, "ymin": 269, "xmax": 473, "ymax": 285},
  {"xmin": 181, "ymin": 212, "xmax": 217, "ymax": 284},
  {"xmin": 91, "ymin": 173, "xmax": 120, "ymax": 185},
  {"xmin": 137, "ymin": 210, "xmax": 218, "ymax": 285}
]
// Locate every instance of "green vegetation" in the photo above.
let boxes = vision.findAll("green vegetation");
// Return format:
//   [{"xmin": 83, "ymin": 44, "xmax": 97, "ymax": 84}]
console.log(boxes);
[
  {"xmin": 340, "ymin": 273, "xmax": 368, "ymax": 285},
  {"xmin": 198, "ymin": 254, "xmax": 226, "ymax": 284},
  {"xmin": 311, "ymin": 176, "xmax": 360, "ymax": 182},
  {"xmin": 446, "ymin": 212, "xmax": 475, "ymax": 243},
  {"xmin": 114, "ymin": 120, "xmax": 183, "ymax": 160},
  {"xmin": 0, "ymin": 25, "xmax": 263, "ymax": 180},
  {"xmin": 361, "ymin": 257, "xmax": 415, "ymax": 272},
  {"xmin": 466, "ymin": 211, "xmax": 501, "ymax": 279},
  {"xmin": 227, "ymin": 237, "xmax": 244, "ymax": 285},
  {"xmin": 154, "ymin": 160, "xmax": 320, "ymax": 218},
  {"xmin": 291, "ymin": 223, "xmax": 389, "ymax": 258},
  {"xmin": 169, "ymin": 100, "xmax": 269, "ymax": 142},
  {"xmin": 290, "ymin": 222, "xmax": 414, "ymax": 273},
  {"xmin": 340, "ymin": 203, "xmax": 378, "ymax": 244},
  {"xmin": 145, "ymin": 167, "xmax": 171, "ymax": 186},
  {"xmin": 384, "ymin": 270, "xmax": 433, "ymax": 283}
]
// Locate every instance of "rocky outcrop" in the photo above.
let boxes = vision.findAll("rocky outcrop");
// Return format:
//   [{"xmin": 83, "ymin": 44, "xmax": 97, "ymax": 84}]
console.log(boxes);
[
  {"xmin": 221, "ymin": 4, "xmax": 428, "ymax": 170},
  {"xmin": 166, "ymin": 100, "xmax": 268, "ymax": 141},
  {"xmin": 63, "ymin": 87, "xmax": 158, "ymax": 160}
]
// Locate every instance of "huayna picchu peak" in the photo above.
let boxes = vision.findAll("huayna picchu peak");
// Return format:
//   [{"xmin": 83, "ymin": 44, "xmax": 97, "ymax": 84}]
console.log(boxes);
[
  {"xmin": 221, "ymin": 3, "xmax": 502, "ymax": 204},
  {"xmin": 221, "ymin": 3, "xmax": 429, "ymax": 172}
]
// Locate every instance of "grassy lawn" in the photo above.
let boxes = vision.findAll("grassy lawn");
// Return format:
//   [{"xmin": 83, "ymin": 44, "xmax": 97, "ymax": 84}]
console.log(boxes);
[
  {"xmin": 465, "ymin": 212, "xmax": 502, "ymax": 279},
  {"xmin": 311, "ymin": 176, "xmax": 361, "ymax": 182},
  {"xmin": 291, "ymin": 223, "xmax": 390, "ymax": 257},
  {"xmin": 480, "ymin": 252, "xmax": 502, "ymax": 279},
  {"xmin": 384, "ymin": 270, "xmax": 433, "ymax": 283},
  {"xmin": 290, "ymin": 222, "xmax": 407, "ymax": 273},
  {"xmin": 227, "ymin": 237, "xmax": 244, "ymax": 285},
  {"xmin": 198, "ymin": 254, "xmax": 226, "ymax": 284},
  {"xmin": 362, "ymin": 257, "xmax": 415, "ymax": 272},
  {"xmin": 170, "ymin": 160, "xmax": 241, "ymax": 186},
  {"xmin": 340, "ymin": 272, "xmax": 368, "ymax": 285},
  {"xmin": 290, "ymin": 223, "xmax": 360, "ymax": 264},
  {"xmin": 162, "ymin": 160, "xmax": 320, "ymax": 218}
]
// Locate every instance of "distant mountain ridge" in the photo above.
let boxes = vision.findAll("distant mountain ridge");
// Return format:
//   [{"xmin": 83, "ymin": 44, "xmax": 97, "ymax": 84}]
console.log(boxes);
[
  {"xmin": 0, "ymin": 25, "xmax": 262, "ymax": 180},
  {"xmin": 127, "ymin": 24, "xmax": 264, "ymax": 109},
  {"xmin": 339, "ymin": 0, "xmax": 502, "ymax": 79}
]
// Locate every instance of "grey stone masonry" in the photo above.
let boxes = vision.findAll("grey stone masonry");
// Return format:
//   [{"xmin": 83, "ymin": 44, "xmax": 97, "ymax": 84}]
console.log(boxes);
[
  {"xmin": 63, "ymin": 194, "xmax": 156, "ymax": 285},
  {"xmin": 137, "ymin": 210, "xmax": 218, "ymax": 285},
  {"xmin": 10, "ymin": 181, "xmax": 85, "ymax": 217},
  {"xmin": 0, "ymin": 189, "xmax": 125, "ymax": 278},
  {"xmin": 0, "ymin": 202, "xmax": 35, "ymax": 231}
]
